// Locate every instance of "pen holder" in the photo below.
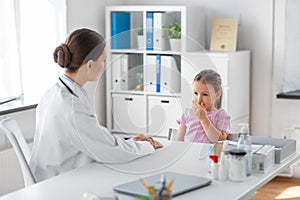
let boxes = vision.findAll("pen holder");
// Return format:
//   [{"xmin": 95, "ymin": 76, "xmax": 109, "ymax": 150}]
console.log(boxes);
[
  {"xmin": 150, "ymin": 193, "xmax": 172, "ymax": 200},
  {"xmin": 139, "ymin": 177, "xmax": 174, "ymax": 200}
]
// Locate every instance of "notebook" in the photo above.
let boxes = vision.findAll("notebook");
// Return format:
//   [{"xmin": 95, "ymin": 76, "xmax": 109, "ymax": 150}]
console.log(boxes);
[{"xmin": 113, "ymin": 171, "xmax": 212, "ymax": 197}]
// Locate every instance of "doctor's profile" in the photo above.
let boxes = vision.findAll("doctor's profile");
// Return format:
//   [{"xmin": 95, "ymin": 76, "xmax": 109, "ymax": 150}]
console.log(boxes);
[{"xmin": 29, "ymin": 28, "xmax": 163, "ymax": 182}]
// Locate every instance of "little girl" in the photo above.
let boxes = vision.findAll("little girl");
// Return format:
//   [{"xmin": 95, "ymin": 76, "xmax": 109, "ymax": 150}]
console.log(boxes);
[{"xmin": 176, "ymin": 69, "xmax": 230, "ymax": 143}]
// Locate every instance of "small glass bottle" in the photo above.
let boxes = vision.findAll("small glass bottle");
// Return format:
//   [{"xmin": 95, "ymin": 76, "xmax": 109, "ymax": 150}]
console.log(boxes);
[
  {"xmin": 237, "ymin": 124, "xmax": 252, "ymax": 176},
  {"xmin": 228, "ymin": 149, "xmax": 247, "ymax": 182}
]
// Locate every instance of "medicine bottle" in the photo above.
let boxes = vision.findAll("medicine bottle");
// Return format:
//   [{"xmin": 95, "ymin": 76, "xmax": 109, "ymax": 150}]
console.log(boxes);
[
  {"xmin": 237, "ymin": 123, "xmax": 252, "ymax": 176},
  {"xmin": 218, "ymin": 151, "xmax": 229, "ymax": 181},
  {"xmin": 209, "ymin": 155, "xmax": 219, "ymax": 180},
  {"xmin": 228, "ymin": 149, "xmax": 247, "ymax": 182}
]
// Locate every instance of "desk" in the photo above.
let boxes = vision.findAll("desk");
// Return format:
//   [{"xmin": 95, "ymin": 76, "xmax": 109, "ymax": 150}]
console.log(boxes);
[{"xmin": 1, "ymin": 141, "xmax": 299, "ymax": 200}]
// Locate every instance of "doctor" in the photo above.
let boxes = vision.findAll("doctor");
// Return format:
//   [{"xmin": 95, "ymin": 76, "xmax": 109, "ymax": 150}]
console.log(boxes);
[{"xmin": 30, "ymin": 28, "xmax": 162, "ymax": 182}]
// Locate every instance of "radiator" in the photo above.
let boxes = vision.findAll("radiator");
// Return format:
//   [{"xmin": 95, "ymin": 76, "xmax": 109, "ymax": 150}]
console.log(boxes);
[{"xmin": 0, "ymin": 147, "xmax": 24, "ymax": 196}]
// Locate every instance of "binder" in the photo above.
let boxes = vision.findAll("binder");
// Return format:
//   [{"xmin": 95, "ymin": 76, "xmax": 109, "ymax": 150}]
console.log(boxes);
[
  {"xmin": 111, "ymin": 12, "xmax": 131, "ymax": 49},
  {"xmin": 161, "ymin": 56, "xmax": 180, "ymax": 93},
  {"xmin": 145, "ymin": 55, "xmax": 157, "ymax": 92},
  {"xmin": 146, "ymin": 12, "xmax": 153, "ymax": 50},
  {"xmin": 153, "ymin": 12, "xmax": 170, "ymax": 51},
  {"xmin": 111, "ymin": 54, "xmax": 128, "ymax": 90},
  {"xmin": 120, "ymin": 55, "xmax": 129, "ymax": 90},
  {"xmin": 156, "ymin": 55, "xmax": 161, "ymax": 92}
]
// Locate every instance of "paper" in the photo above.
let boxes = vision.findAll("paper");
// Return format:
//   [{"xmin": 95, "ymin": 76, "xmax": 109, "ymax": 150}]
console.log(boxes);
[{"xmin": 210, "ymin": 18, "xmax": 238, "ymax": 51}]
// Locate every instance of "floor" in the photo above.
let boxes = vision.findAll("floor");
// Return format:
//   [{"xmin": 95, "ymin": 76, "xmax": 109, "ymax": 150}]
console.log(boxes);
[{"xmin": 251, "ymin": 176, "xmax": 300, "ymax": 200}]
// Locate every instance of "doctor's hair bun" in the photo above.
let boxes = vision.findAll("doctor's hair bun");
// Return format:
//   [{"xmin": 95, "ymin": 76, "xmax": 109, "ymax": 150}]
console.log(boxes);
[
  {"xmin": 53, "ymin": 43, "xmax": 73, "ymax": 69},
  {"xmin": 54, "ymin": 28, "xmax": 106, "ymax": 72}
]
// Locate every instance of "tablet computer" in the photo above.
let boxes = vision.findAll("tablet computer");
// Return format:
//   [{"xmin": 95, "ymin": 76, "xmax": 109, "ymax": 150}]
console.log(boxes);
[{"xmin": 113, "ymin": 171, "xmax": 212, "ymax": 197}]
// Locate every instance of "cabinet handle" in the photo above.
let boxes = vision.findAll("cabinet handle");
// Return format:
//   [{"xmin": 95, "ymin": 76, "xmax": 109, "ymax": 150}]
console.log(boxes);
[
  {"xmin": 161, "ymin": 100, "xmax": 169, "ymax": 103},
  {"xmin": 125, "ymin": 98, "xmax": 133, "ymax": 101}
]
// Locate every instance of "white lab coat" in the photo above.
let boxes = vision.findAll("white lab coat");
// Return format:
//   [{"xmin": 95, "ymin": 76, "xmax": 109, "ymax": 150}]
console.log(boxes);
[{"xmin": 29, "ymin": 76, "xmax": 154, "ymax": 182}]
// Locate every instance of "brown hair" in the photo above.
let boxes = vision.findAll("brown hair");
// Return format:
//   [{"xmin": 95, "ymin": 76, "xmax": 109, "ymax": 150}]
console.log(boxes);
[
  {"xmin": 53, "ymin": 28, "xmax": 106, "ymax": 72},
  {"xmin": 193, "ymin": 69, "xmax": 223, "ymax": 109}
]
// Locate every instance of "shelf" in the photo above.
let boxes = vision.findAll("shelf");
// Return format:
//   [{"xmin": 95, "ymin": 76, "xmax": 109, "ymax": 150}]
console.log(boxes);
[
  {"xmin": 146, "ymin": 92, "xmax": 181, "ymax": 98},
  {"xmin": 277, "ymin": 90, "xmax": 300, "ymax": 100},
  {"xmin": 110, "ymin": 90, "xmax": 144, "ymax": 95},
  {"xmin": 106, "ymin": 5, "xmax": 189, "ymax": 135},
  {"xmin": 110, "ymin": 90, "xmax": 181, "ymax": 98},
  {"xmin": 111, "ymin": 49, "xmax": 144, "ymax": 54},
  {"xmin": 146, "ymin": 50, "xmax": 182, "ymax": 55},
  {"xmin": 111, "ymin": 49, "xmax": 182, "ymax": 55}
]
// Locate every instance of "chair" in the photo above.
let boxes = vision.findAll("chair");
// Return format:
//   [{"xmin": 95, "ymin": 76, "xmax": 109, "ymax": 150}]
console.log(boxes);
[
  {"xmin": 168, "ymin": 128, "xmax": 178, "ymax": 140},
  {"xmin": 0, "ymin": 118, "xmax": 36, "ymax": 187}
]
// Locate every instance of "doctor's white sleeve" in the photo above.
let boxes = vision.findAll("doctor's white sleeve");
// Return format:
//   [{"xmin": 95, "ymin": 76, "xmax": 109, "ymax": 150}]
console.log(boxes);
[{"xmin": 68, "ymin": 100, "xmax": 155, "ymax": 164}]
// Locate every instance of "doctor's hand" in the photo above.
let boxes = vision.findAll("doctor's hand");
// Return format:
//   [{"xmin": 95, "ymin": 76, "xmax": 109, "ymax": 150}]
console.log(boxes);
[{"xmin": 132, "ymin": 134, "xmax": 163, "ymax": 149}]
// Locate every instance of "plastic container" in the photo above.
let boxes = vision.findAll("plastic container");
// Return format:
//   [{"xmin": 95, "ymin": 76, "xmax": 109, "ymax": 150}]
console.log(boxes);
[
  {"xmin": 209, "ymin": 155, "xmax": 219, "ymax": 180},
  {"xmin": 228, "ymin": 149, "xmax": 247, "ymax": 182},
  {"xmin": 218, "ymin": 151, "xmax": 229, "ymax": 181}
]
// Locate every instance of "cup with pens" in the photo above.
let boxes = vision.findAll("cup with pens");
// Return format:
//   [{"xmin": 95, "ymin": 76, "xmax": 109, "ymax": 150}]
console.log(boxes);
[{"xmin": 139, "ymin": 175, "xmax": 174, "ymax": 200}]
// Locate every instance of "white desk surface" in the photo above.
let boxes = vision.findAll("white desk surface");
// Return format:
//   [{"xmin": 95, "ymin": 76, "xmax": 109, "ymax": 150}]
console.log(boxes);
[{"xmin": 1, "ymin": 141, "xmax": 299, "ymax": 200}]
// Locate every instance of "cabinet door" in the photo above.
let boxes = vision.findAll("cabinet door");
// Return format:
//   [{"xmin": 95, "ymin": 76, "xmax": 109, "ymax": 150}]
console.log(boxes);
[
  {"xmin": 148, "ymin": 96, "xmax": 182, "ymax": 137},
  {"xmin": 112, "ymin": 94, "xmax": 146, "ymax": 133}
]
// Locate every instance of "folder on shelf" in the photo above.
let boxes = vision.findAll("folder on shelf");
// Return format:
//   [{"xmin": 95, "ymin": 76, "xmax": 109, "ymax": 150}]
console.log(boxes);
[
  {"xmin": 156, "ymin": 55, "xmax": 161, "ymax": 92},
  {"xmin": 111, "ymin": 54, "xmax": 128, "ymax": 90},
  {"xmin": 153, "ymin": 12, "xmax": 170, "ymax": 51},
  {"xmin": 145, "ymin": 55, "xmax": 180, "ymax": 93},
  {"xmin": 111, "ymin": 12, "xmax": 131, "ymax": 49},
  {"xmin": 161, "ymin": 56, "xmax": 180, "ymax": 93},
  {"xmin": 145, "ymin": 55, "xmax": 157, "ymax": 93},
  {"xmin": 146, "ymin": 12, "xmax": 154, "ymax": 50}
]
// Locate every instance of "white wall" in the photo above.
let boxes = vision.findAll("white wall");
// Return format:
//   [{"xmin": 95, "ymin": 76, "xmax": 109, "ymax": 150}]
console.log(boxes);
[
  {"xmin": 271, "ymin": 0, "xmax": 300, "ymax": 139},
  {"xmin": 66, "ymin": 0, "xmax": 124, "ymax": 126}
]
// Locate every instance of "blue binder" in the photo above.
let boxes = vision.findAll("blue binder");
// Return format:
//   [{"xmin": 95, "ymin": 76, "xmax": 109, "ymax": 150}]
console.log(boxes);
[
  {"xmin": 111, "ymin": 12, "xmax": 130, "ymax": 49},
  {"xmin": 146, "ymin": 12, "xmax": 153, "ymax": 50},
  {"xmin": 156, "ymin": 55, "xmax": 161, "ymax": 92}
]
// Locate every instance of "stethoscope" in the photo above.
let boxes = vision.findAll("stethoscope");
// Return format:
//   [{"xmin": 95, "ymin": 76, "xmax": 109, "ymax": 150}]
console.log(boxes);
[{"xmin": 59, "ymin": 77, "xmax": 78, "ymax": 98}]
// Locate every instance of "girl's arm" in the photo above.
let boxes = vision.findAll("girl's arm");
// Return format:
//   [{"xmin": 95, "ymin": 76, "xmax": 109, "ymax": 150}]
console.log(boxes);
[
  {"xmin": 175, "ymin": 123, "xmax": 186, "ymax": 141},
  {"xmin": 193, "ymin": 101, "xmax": 227, "ymax": 142},
  {"xmin": 200, "ymin": 116, "xmax": 227, "ymax": 142}
]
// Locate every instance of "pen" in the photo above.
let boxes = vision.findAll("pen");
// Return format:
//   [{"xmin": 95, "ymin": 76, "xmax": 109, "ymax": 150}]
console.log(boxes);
[
  {"xmin": 166, "ymin": 178, "xmax": 174, "ymax": 195},
  {"xmin": 159, "ymin": 174, "xmax": 166, "ymax": 196},
  {"xmin": 140, "ymin": 178, "xmax": 155, "ymax": 195}
]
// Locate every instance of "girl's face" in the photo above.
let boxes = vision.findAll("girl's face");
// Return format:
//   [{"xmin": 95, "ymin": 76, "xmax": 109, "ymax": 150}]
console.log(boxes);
[{"xmin": 192, "ymin": 80, "xmax": 221, "ymax": 111}]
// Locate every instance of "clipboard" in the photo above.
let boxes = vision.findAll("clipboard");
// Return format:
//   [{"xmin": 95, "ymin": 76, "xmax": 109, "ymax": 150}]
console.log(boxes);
[{"xmin": 113, "ymin": 171, "xmax": 212, "ymax": 197}]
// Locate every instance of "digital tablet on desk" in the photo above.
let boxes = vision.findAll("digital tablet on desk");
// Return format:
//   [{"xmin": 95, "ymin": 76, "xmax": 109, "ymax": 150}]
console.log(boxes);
[{"xmin": 113, "ymin": 171, "xmax": 212, "ymax": 197}]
